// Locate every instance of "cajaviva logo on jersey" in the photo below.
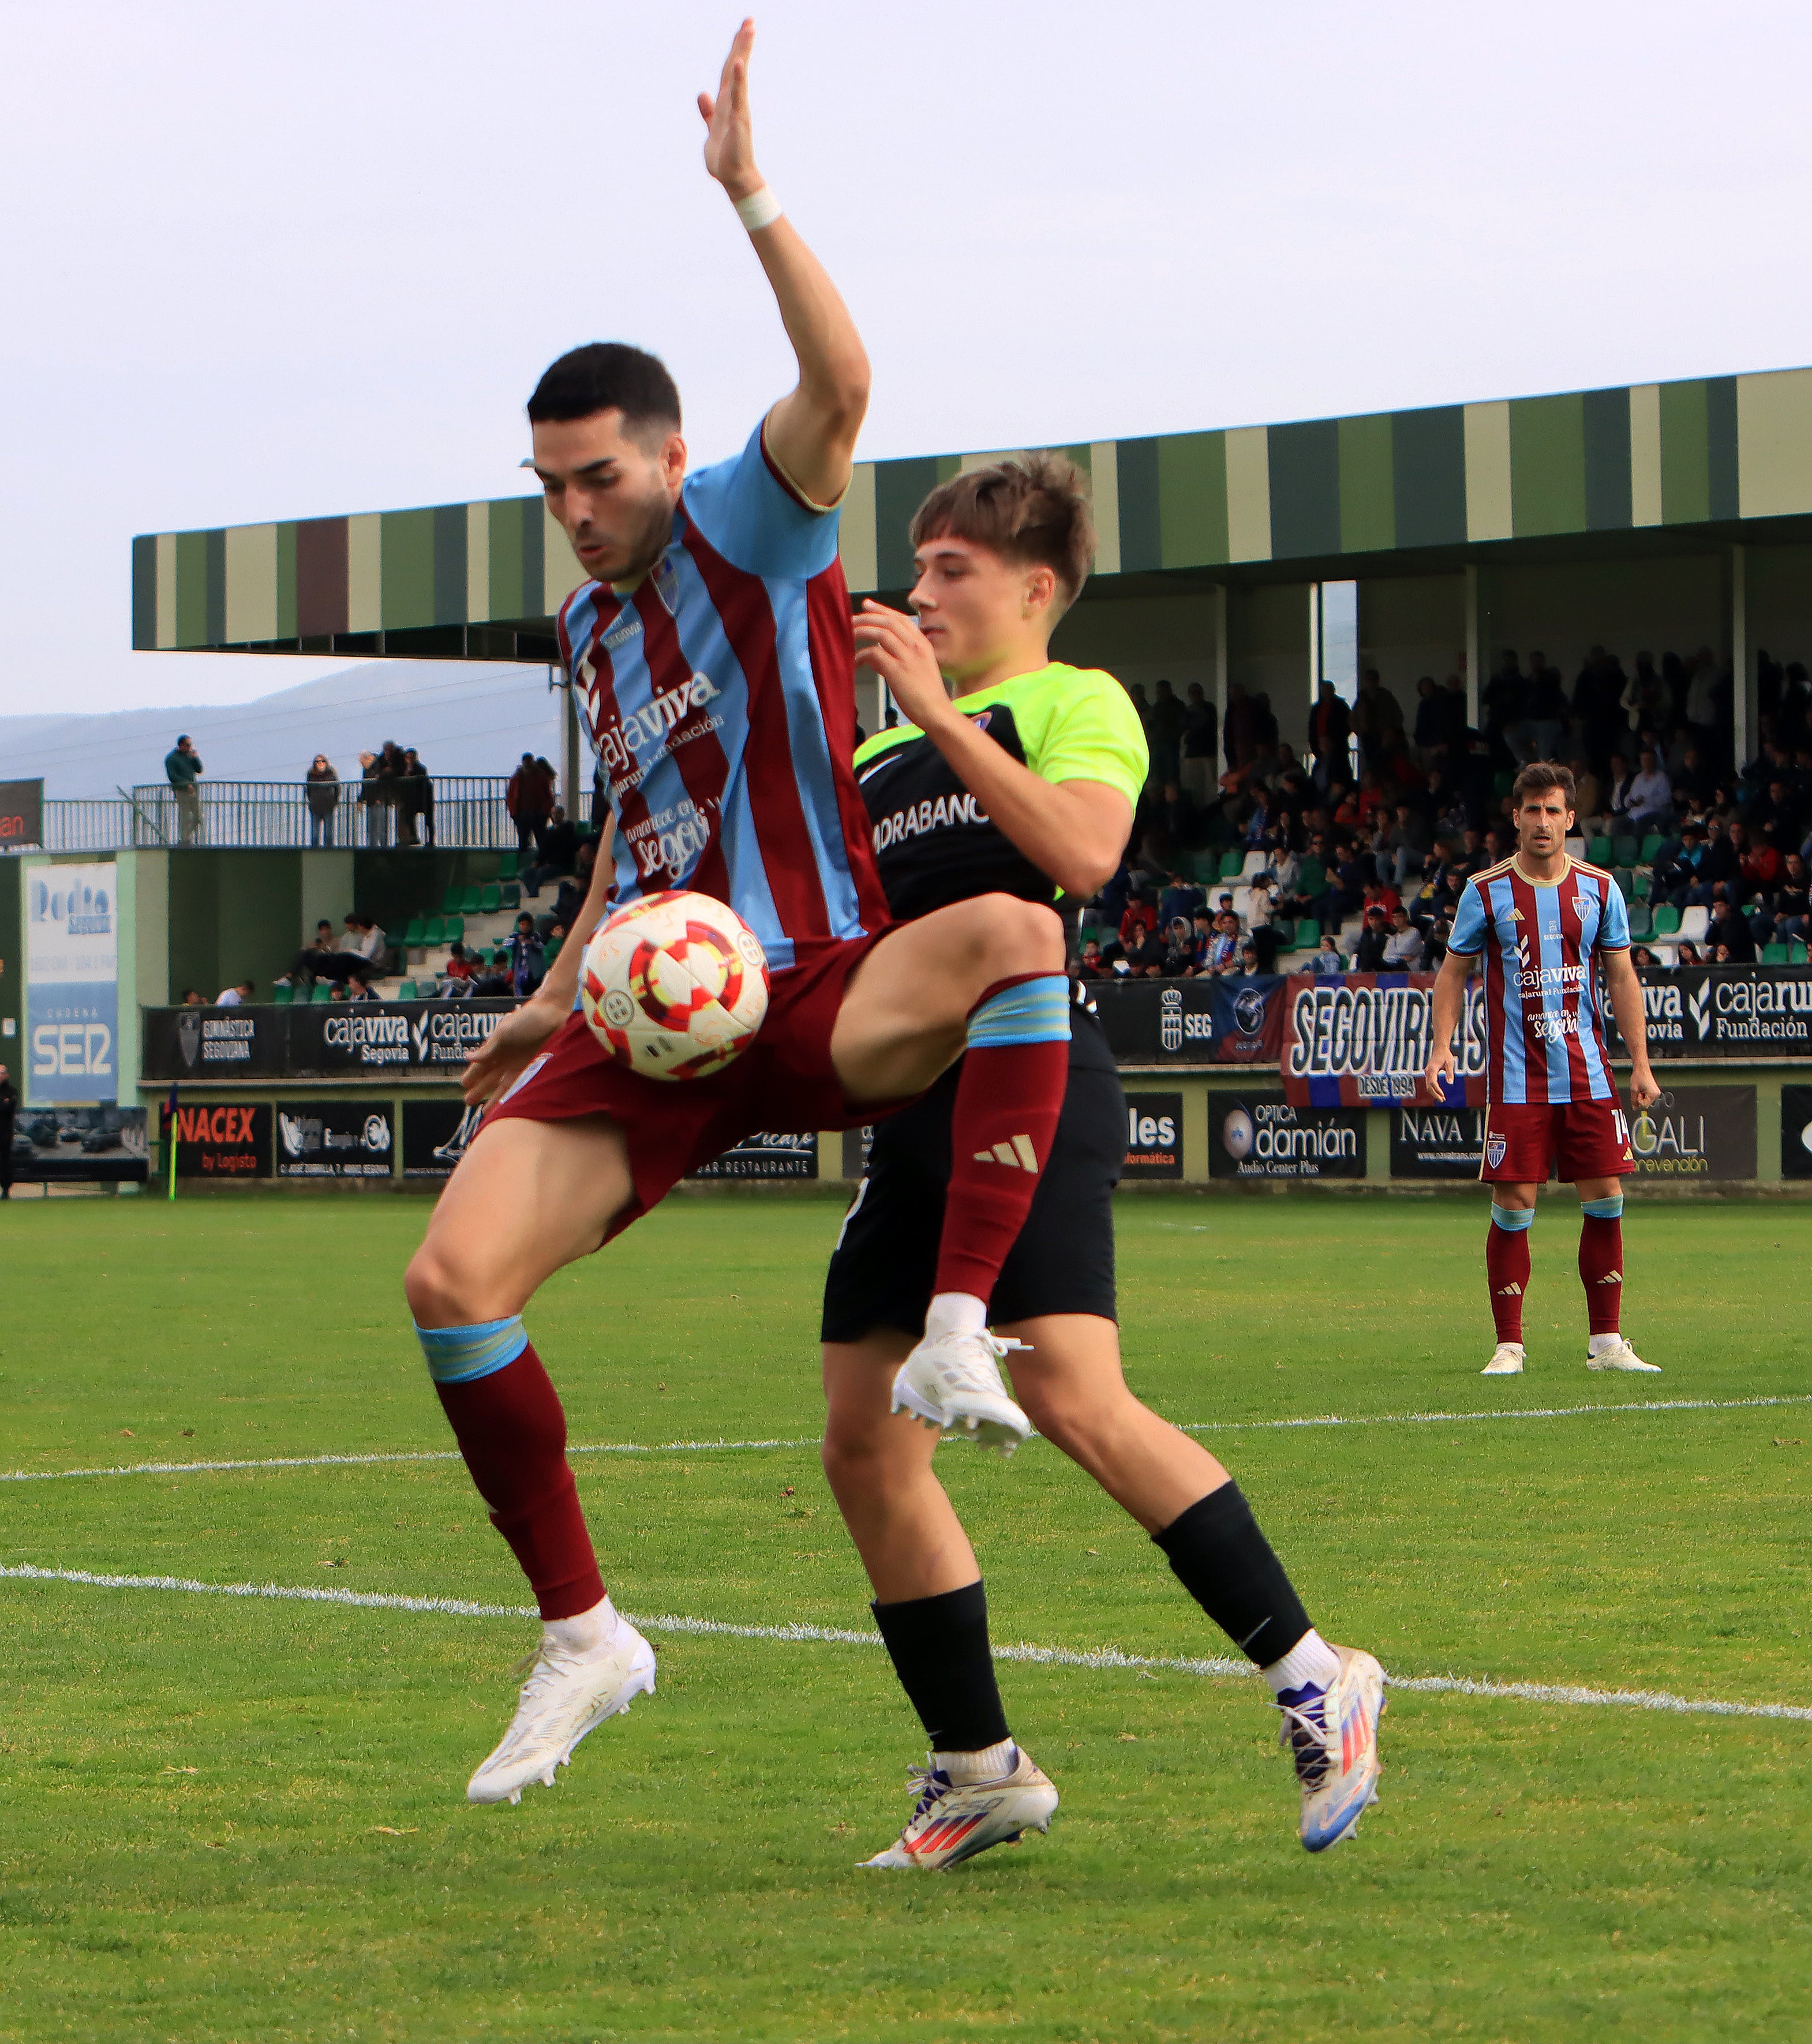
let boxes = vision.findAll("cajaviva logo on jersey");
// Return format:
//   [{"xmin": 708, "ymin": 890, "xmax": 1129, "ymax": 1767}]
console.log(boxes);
[{"xmin": 592, "ymin": 672, "xmax": 722, "ymax": 782}]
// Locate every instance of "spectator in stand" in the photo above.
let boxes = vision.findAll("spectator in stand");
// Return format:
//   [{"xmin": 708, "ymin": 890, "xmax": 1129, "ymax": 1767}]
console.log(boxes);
[
  {"xmin": 1513, "ymin": 654, "xmax": 1569, "ymax": 766},
  {"xmin": 470, "ymin": 948, "xmax": 514, "ymax": 997},
  {"xmin": 1705, "ymin": 894, "xmax": 1757, "ymax": 963},
  {"xmin": 1223, "ymin": 681, "xmax": 1261, "ymax": 768},
  {"xmin": 1569, "ymin": 757, "xmax": 1603, "ymax": 834},
  {"xmin": 1482, "ymin": 651, "xmax": 1525, "ymax": 762},
  {"xmin": 1670, "ymin": 741, "xmax": 1716, "ymax": 808},
  {"xmin": 1425, "ymin": 914, "xmax": 1452, "ymax": 969},
  {"xmin": 358, "ymin": 749, "xmax": 395, "ymax": 848},
  {"xmin": 1350, "ymin": 669, "xmax": 1403, "ymax": 770},
  {"xmin": 1631, "ymin": 944, "xmax": 1659, "ymax": 970},
  {"xmin": 538, "ymin": 841, "xmax": 599, "ymax": 942},
  {"xmin": 1383, "ymin": 800, "xmax": 1431, "ymax": 887},
  {"xmin": 1124, "ymin": 920, "xmax": 1167, "ymax": 977},
  {"xmin": 305, "ymin": 755, "xmax": 340, "ymax": 847},
  {"xmin": 397, "ymin": 748, "xmax": 434, "ymax": 847},
  {"xmin": 506, "ymin": 751, "xmax": 552, "ymax": 856},
  {"xmin": 180, "ymin": 989, "xmax": 204, "ymax": 1006},
  {"xmin": 521, "ymin": 805, "xmax": 580, "ymax": 898},
  {"xmin": 1119, "ymin": 890, "xmax": 1158, "ymax": 955},
  {"xmin": 1574, "ymin": 646, "xmax": 1630, "ymax": 771},
  {"xmin": 1754, "ymin": 853, "xmax": 1810, "ymax": 947},
  {"xmin": 1159, "ymin": 917, "xmax": 1196, "ymax": 976},
  {"xmin": 1152, "ymin": 781, "xmax": 1193, "ymax": 845},
  {"xmin": 1684, "ymin": 648, "xmax": 1722, "ymax": 749},
  {"xmin": 1076, "ymin": 939, "xmax": 1108, "ymax": 981},
  {"xmin": 1321, "ymin": 840, "xmax": 1368, "ymax": 933},
  {"xmin": 0, "ymin": 1062, "xmax": 14, "ymax": 1199},
  {"xmin": 1146, "ymin": 680, "xmax": 1185, "ymax": 786},
  {"xmin": 1624, "ymin": 651, "xmax": 1668, "ymax": 734},
  {"xmin": 166, "ymin": 734, "xmax": 204, "ymax": 845},
  {"xmin": 1603, "ymin": 753, "xmax": 1635, "ymax": 830},
  {"xmin": 1201, "ymin": 911, "xmax": 1241, "ymax": 975},
  {"xmin": 1180, "ymin": 684, "xmax": 1218, "ymax": 804},
  {"xmin": 1352, "ymin": 904, "xmax": 1391, "ymax": 971},
  {"xmin": 1740, "ymin": 822, "xmax": 1784, "ymax": 903},
  {"xmin": 443, "ymin": 942, "xmax": 475, "ymax": 985},
  {"xmin": 1675, "ymin": 942, "xmax": 1704, "ymax": 967},
  {"xmin": 1751, "ymin": 774, "xmax": 1803, "ymax": 849},
  {"xmin": 1412, "ymin": 676, "xmax": 1448, "ymax": 761},
  {"xmin": 506, "ymin": 913, "xmax": 546, "ymax": 996},
  {"xmin": 1625, "ymin": 749, "xmax": 1675, "ymax": 832},
  {"xmin": 1309, "ymin": 682, "xmax": 1351, "ymax": 780},
  {"xmin": 1360, "ymin": 875, "xmax": 1402, "ymax": 920},
  {"xmin": 291, "ymin": 913, "xmax": 384, "ymax": 987},
  {"xmin": 1158, "ymin": 871, "xmax": 1204, "ymax": 929},
  {"xmin": 1651, "ymin": 824, "xmax": 1707, "ymax": 908},
  {"xmin": 215, "ymin": 978, "xmax": 257, "ymax": 1007},
  {"xmin": 1383, "ymin": 905, "xmax": 1425, "ymax": 970},
  {"xmin": 1309, "ymin": 935, "xmax": 1346, "ymax": 976},
  {"xmin": 1244, "ymin": 880, "xmax": 1282, "ymax": 972}
]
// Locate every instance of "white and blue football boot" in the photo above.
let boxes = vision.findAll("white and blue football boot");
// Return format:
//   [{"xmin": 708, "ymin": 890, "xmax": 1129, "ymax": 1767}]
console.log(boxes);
[
  {"xmin": 1276, "ymin": 1644, "xmax": 1386, "ymax": 1852},
  {"xmin": 891, "ymin": 1331, "xmax": 1033, "ymax": 1456},
  {"xmin": 859, "ymin": 1747, "xmax": 1058, "ymax": 1869}
]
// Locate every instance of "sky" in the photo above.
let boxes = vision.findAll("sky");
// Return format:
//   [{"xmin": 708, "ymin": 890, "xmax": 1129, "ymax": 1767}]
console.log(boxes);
[{"xmin": 4, "ymin": 0, "xmax": 1811, "ymax": 725}]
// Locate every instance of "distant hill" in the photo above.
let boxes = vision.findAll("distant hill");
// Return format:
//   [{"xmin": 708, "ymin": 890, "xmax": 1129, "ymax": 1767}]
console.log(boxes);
[{"xmin": 0, "ymin": 659, "xmax": 567, "ymax": 797}]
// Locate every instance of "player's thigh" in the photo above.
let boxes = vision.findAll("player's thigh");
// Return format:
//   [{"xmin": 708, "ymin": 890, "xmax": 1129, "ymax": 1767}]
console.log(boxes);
[
  {"xmin": 830, "ymin": 894, "xmax": 1065, "ymax": 1103},
  {"xmin": 406, "ymin": 1113, "xmax": 633, "ymax": 1325}
]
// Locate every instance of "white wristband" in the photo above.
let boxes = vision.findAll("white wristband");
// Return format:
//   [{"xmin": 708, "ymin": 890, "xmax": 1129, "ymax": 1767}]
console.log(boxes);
[{"xmin": 733, "ymin": 185, "xmax": 783, "ymax": 232}]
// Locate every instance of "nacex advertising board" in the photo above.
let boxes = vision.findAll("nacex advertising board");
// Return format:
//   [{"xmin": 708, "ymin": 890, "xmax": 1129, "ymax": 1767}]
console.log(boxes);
[
  {"xmin": 162, "ymin": 1100, "xmax": 271, "ymax": 1179},
  {"xmin": 1208, "ymin": 1089, "xmax": 1366, "ymax": 1180}
]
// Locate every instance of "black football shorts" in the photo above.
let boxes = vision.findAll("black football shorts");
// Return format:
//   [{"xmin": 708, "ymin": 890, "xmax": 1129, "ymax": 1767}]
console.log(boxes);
[{"xmin": 821, "ymin": 1009, "xmax": 1124, "ymax": 1341}]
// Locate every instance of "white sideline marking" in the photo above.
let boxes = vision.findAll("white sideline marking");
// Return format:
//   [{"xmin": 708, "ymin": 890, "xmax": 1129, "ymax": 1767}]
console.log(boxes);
[
  {"xmin": 7, "ymin": 1392, "xmax": 1809, "ymax": 1487},
  {"xmin": 3, "ymin": 1563, "xmax": 1807, "ymax": 1726}
]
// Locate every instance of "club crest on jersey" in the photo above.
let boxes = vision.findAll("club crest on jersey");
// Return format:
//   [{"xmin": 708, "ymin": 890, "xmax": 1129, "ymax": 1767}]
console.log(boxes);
[
  {"xmin": 1486, "ymin": 1134, "xmax": 1508, "ymax": 1168},
  {"xmin": 652, "ymin": 555, "xmax": 682, "ymax": 618}
]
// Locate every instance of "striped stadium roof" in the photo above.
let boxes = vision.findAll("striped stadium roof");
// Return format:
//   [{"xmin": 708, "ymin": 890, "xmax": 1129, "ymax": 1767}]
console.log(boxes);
[{"xmin": 132, "ymin": 365, "xmax": 1812, "ymax": 656}]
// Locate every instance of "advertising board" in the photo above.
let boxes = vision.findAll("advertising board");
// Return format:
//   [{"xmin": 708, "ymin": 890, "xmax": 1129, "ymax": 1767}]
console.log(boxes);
[
  {"xmin": 25, "ymin": 862, "xmax": 117, "ymax": 1105},
  {"xmin": 1121, "ymin": 1092, "xmax": 1184, "ymax": 1179},
  {"xmin": 1208, "ymin": 1089, "xmax": 1366, "ymax": 1180},
  {"xmin": 276, "ymin": 1101, "xmax": 396, "ymax": 1179}
]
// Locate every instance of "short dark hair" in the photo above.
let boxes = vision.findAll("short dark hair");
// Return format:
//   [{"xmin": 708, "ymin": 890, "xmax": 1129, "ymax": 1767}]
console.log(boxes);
[
  {"xmin": 526, "ymin": 343, "xmax": 682, "ymax": 440},
  {"xmin": 908, "ymin": 453, "xmax": 1094, "ymax": 607},
  {"xmin": 1512, "ymin": 761, "xmax": 1577, "ymax": 808}
]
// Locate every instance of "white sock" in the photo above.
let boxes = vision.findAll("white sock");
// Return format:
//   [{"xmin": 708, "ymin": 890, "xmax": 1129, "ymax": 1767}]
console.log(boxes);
[
  {"xmin": 1588, "ymin": 1332, "xmax": 1623, "ymax": 1356},
  {"xmin": 935, "ymin": 1738, "xmax": 1017, "ymax": 1783},
  {"xmin": 1262, "ymin": 1628, "xmax": 1341, "ymax": 1697},
  {"xmin": 544, "ymin": 1593, "xmax": 620, "ymax": 1655},
  {"xmin": 924, "ymin": 1292, "xmax": 988, "ymax": 1341}
]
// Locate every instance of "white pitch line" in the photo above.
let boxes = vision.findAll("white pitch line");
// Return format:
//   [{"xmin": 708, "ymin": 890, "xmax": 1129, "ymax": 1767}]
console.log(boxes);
[
  {"xmin": 7, "ymin": 1392, "xmax": 1809, "ymax": 1488},
  {"xmin": 2, "ymin": 1563, "xmax": 1807, "ymax": 1726}
]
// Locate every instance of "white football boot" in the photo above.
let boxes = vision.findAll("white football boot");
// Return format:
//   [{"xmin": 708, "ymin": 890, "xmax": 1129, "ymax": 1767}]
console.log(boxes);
[
  {"xmin": 892, "ymin": 1332, "xmax": 1033, "ymax": 1455},
  {"xmin": 466, "ymin": 1618, "xmax": 657, "ymax": 1806},
  {"xmin": 1587, "ymin": 1336, "xmax": 1660, "ymax": 1373},
  {"xmin": 1481, "ymin": 1342, "xmax": 1526, "ymax": 1375},
  {"xmin": 1277, "ymin": 1644, "xmax": 1386, "ymax": 1852},
  {"xmin": 860, "ymin": 1746, "xmax": 1058, "ymax": 1869}
]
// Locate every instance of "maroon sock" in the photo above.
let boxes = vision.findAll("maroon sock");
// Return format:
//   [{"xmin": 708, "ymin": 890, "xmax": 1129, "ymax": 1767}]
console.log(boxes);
[
  {"xmin": 1579, "ymin": 1215, "xmax": 1624, "ymax": 1334},
  {"xmin": 934, "ymin": 1036, "xmax": 1069, "ymax": 1305},
  {"xmin": 435, "ymin": 1344, "xmax": 604, "ymax": 1621},
  {"xmin": 1485, "ymin": 1218, "xmax": 1530, "ymax": 1343}
]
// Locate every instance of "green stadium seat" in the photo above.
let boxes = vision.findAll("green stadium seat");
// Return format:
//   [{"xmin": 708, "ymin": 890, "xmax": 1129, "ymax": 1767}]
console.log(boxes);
[
  {"xmin": 1219, "ymin": 852, "xmax": 1243, "ymax": 880},
  {"xmin": 1763, "ymin": 943, "xmax": 1790, "ymax": 965},
  {"xmin": 441, "ymin": 884, "xmax": 463, "ymax": 914},
  {"xmin": 1626, "ymin": 901, "xmax": 1652, "ymax": 938},
  {"xmin": 542, "ymin": 935, "xmax": 563, "ymax": 965},
  {"xmin": 443, "ymin": 915, "xmax": 465, "ymax": 943},
  {"xmin": 271, "ymin": 981, "xmax": 294, "ymax": 1006},
  {"xmin": 403, "ymin": 916, "xmax": 426, "ymax": 946},
  {"xmin": 1612, "ymin": 868, "xmax": 1635, "ymax": 899},
  {"xmin": 1791, "ymin": 941, "xmax": 1809, "ymax": 963},
  {"xmin": 499, "ymin": 882, "xmax": 521, "ymax": 910},
  {"xmin": 397, "ymin": 980, "xmax": 418, "ymax": 1000},
  {"xmin": 459, "ymin": 884, "xmax": 482, "ymax": 914},
  {"xmin": 1612, "ymin": 835, "xmax": 1639, "ymax": 868},
  {"xmin": 1298, "ymin": 854, "xmax": 1327, "ymax": 896},
  {"xmin": 1639, "ymin": 833, "xmax": 1666, "ymax": 864},
  {"xmin": 421, "ymin": 915, "xmax": 444, "ymax": 946},
  {"xmin": 310, "ymin": 981, "xmax": 332, "ymax": 1004},
  {"xmin": 1588, "ymin": 836, "xmax": 1613, "ymax": 865},
  {"xmin": 1652, "ymin": 903, "xmax": 1681, "ymax": 936},
  {"xmin": 497, "ymin": 850, "xmax": 519, "ymax": 879},
  {"xmin": 480, "ymin": 883, "xmax": 502, "ymax": 913}
]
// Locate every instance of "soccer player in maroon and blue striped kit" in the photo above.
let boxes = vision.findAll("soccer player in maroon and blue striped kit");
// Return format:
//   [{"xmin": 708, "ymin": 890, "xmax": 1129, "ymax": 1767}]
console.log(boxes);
[
  {"xmin": 1424, "ymin": 762, "xmax": 1663, "ymax": 1376},
  {"xmin": 405, "ymin": 22, "xmax": 1076, "ymax": 1808}
]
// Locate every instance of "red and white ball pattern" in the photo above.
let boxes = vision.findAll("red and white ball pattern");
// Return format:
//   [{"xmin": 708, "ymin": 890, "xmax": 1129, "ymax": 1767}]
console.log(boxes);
[{"xmin": 579, "ymin": 890, "xmax": 770, "ymax": 1081}]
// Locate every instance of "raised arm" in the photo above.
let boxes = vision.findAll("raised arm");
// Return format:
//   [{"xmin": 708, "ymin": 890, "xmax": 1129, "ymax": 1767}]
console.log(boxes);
[{"xmin": 700, "ymin": 20, "xmax": 869, "ymax": 509}]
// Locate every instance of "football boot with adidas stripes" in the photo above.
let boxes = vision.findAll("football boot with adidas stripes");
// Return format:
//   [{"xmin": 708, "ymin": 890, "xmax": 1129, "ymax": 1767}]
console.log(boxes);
[
  {"xmin": 892, "ymin": 1330, "xmax": 1033, "ymax": 1454},
  {"xmin": 859, "ymin": 1746, "xmax": 1058, "ymax": 1869},
  {"xmin": 1276, "ymin": 1644, "xmax": 1386, "ymax": 1852}
]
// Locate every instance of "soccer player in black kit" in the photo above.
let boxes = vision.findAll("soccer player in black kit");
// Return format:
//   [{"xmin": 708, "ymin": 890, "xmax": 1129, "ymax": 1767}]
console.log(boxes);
[{"xmin": 819, "ymin": 457, "xmax": 1386, "ymax": 1866}]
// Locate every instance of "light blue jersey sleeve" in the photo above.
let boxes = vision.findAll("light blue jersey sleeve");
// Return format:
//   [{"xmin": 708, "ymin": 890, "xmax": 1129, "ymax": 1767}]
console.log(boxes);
[
  {"xmin": 681, "ymin": 421, "xmax": 841, "ymax": 582},
  {"xmin": 1596, "ymin": 875, "xmax": 1631, "ymax": 950},
  {"xmin": 1449, "ymin": 877, "xmax": 1488, "ymax": 955}
]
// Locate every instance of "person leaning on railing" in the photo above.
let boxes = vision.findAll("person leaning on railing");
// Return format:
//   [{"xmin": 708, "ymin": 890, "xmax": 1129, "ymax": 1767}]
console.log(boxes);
[
  {"xmin": 305, "ymin": 756, "xmax": 340, "ymax": 846},
  {"xmin": 165, "ymin": 735, "xmax": 204, "ymax": 845}
]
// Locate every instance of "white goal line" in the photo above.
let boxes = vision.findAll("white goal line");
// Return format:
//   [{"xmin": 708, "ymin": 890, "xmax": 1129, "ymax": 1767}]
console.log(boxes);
[
  {"xmin": 2, "ymin": 1562, "xmax": 1806, "ymax": 1727},
  {"xmin": 6, "ymin": 1391, "xmax": 1809, "ymax": 1488}
]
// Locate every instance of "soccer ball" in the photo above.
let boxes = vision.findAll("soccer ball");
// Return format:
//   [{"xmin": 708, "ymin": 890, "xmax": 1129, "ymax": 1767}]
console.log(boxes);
[{"xmin": 579, "ymin": 890, "xmax": 770, "ymax": 1081}]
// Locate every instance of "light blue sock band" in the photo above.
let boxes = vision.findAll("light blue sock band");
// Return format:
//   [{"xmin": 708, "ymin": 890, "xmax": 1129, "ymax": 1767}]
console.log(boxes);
[
  {"xmin": 1489, "ymin": 1204, "xmax": 1536, "ymax": 1233},
  {"xmin": 966, "ymin": 973, "xmax": 1072, "ymax": 1049},
  {"xmin": 415, "ymin": 1316, "xmax": 529, "ymax": 1386},
  {"xmin": 1581, "ymin": 1195, "xmax": 1624, "ymax": 1220}
]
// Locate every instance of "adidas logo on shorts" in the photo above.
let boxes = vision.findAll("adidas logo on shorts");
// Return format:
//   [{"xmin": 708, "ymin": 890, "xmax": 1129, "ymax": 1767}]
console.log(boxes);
[{"xmin": 974, "ymin": 1134, "xmax": 1039, "ymax": 1171}]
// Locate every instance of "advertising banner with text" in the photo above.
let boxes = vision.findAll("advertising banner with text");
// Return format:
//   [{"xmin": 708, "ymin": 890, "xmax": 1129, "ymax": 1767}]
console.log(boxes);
[
  {"xmin": 1283, "ymin": 973, "xmax": 1488, "ymax": 1108},
  {"xmin": 161, "ymin": 1100, "xmax": 271, "ymax": 1179},
  {"xmin": 140, "ymin": 1001, "xmax": 522, "ymax": 1082},
  {"xmin": 1091, "ymin": 977, "xmax": 1283, "ymax": 1066},
  {"xmin": 688, "ymin": 1132, "xmax": 818, "ymax": 1180},
  {"xmin": 1621, "ymin": 967, "xmax": 1812, "ymax": 1059},
  {"xmin": 1627, "ymin": 1086, "xmax": 1757, "ymax": 1182},
  {"xmin": 1121, "ymin": 1093, "xmax": 1184, "ymax": 1179},
  {"xmin": 276, "ymin": 1101, "xmax": 396, "ymax": 1179},
  {"xmin": 10, "ymin": 1106, "xmax": 148, "ymax": 1183},
  {"xmin": 0, "ymin": 778, "xmax": 43, "ymax": 850},
  {"xmin": 1208, "ymin": 1089, "xmax": 1366, "ymax": 1180},
  {"xmin": 26, "ymin": 862, "xmax": 117, "ymax": 1105},
  {"xmin": 403, "ymin": 1100, "xmax": 486, "ymax": 1179}
]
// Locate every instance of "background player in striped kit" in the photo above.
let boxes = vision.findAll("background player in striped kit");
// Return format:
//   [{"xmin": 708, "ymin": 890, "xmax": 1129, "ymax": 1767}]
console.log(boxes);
[
  {"xmin": 1422, "ymin": 761, "xmax": 1663, "ymax": 1377},
  {"xmin": 822, "ymin": 459, "xmax": 1384, "ymax": 1866}
]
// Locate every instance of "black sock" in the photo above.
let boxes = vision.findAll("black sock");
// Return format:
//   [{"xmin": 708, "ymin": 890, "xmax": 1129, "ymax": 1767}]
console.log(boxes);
[
  {"xmin": 1152, "ymin": 1483, "xmax": 1312, "ymax": 1667},
  {"xmin": 870, "ymin": 1580, "xmax": 1010, "ymax": 1753}
]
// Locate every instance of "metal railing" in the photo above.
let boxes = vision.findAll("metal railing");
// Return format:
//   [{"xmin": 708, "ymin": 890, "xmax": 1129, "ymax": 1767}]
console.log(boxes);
[{"xmin": 20, "ymin": 778, "xmax": 519, "ymax": 853}]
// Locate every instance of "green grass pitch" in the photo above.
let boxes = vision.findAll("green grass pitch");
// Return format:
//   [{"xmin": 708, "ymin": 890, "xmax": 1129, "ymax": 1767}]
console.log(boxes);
[{"xmin": 1, "ymin": 1188, "xmax": 1809, "ymax": 2042}]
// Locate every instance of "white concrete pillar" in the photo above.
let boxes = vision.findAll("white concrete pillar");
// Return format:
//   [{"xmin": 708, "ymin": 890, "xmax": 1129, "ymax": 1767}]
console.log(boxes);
[
  {"xmin": 1731, "ymin": 543, "xmax": 1753, "ymax": 767},
  {"xmin": 1464, "ymin": 565, "xmax": 1482, "ymax": 730},
  {"xmin": 1212, "ymin": 583, "xmax": 1229, "ymax": 773}
]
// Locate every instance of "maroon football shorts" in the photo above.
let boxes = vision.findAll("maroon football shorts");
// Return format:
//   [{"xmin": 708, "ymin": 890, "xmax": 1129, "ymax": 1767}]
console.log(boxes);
[
  {"xmin": 1479, "ymin": 1097, "xmax": 1634, "ymax": 1184},
  {"xmin": 477, "ymin": 930, "xmax": 899, "ymax": 1241}
]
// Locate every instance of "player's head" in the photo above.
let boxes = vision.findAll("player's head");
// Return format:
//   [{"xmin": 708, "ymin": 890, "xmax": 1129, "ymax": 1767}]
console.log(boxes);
[
  {"xmin": 905, "ymin": 455, "xmax": 1094, "ymax": 682},
  {"xmin": 1511, "ymin": 762, "xmax": 1576, "ymax": 858},
  {"xmin": 527, "ymin": 343, "xmax": 685, "ymax": 586}
]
